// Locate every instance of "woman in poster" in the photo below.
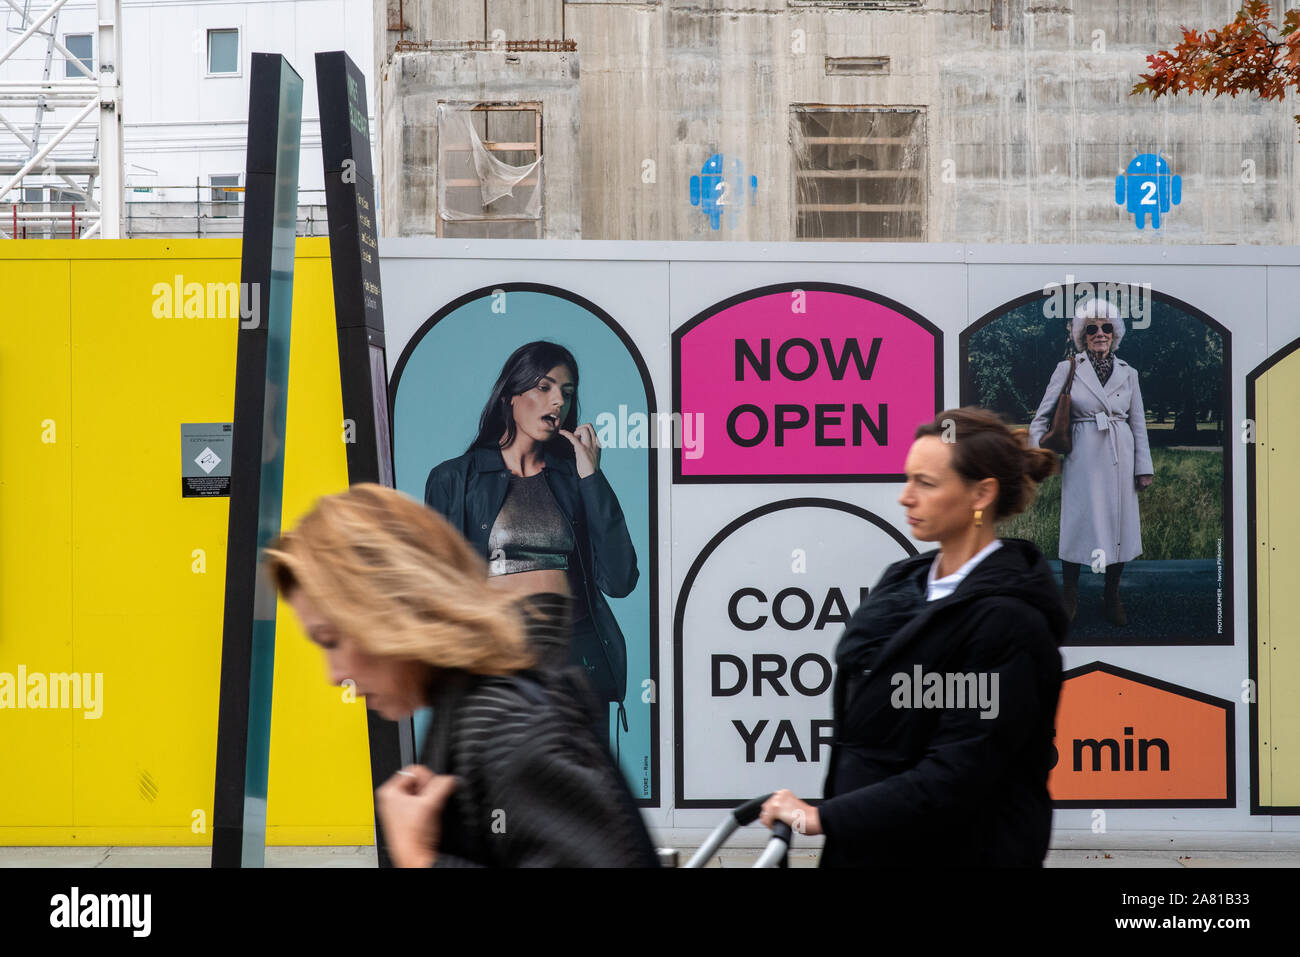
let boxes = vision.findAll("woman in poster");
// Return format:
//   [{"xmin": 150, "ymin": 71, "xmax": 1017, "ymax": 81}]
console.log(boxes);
[
  {"xmin": 1029, "ymin": 298, "xmax": 1154, "ymax": 625},
  {"xmin": 422, "ymin": 340, "xmax": 639, "ymax": 749}
]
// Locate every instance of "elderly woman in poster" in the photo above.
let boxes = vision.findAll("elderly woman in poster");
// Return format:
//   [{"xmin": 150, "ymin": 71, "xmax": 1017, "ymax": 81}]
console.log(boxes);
[{"xmin": 1030, "ymin": 297, "xmax": 1154, "ymax": 626}]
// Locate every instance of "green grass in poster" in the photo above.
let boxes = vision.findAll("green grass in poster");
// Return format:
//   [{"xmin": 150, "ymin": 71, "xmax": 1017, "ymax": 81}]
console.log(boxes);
[{"xmin": 997, "ymin": 447, "xmax": 1223, "ymax": 561}]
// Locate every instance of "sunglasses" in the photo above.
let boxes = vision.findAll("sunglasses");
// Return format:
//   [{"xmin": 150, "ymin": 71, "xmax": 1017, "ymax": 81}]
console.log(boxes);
[{"xmin": 1086, "ymin": 323, "xmax": 1114, "ymax": 335}]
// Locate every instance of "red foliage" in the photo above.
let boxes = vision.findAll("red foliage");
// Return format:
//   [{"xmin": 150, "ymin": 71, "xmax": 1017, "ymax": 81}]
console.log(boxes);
[{"xmin": 1132, "ymin": 0, "xmax": 1300, "ymax": 137}]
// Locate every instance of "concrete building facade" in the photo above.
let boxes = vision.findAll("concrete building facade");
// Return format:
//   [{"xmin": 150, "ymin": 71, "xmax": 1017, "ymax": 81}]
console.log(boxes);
[{"xmin": 375, "ymin": 0, "xmax": 1300, "ymax": 244}]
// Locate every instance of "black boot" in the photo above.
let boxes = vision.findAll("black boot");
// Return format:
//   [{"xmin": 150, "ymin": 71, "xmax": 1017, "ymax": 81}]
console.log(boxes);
[
  {"xmin": 1104, "ymin": 562, "xmax": 1127, "ymax": 626},
  {"xmin": 1061, "ymin": 561, "xmax": 1080, "ymax": 622}
]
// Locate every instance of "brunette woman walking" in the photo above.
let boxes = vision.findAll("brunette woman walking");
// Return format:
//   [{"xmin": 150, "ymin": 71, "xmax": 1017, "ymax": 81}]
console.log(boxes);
[{"xmin": 760, "ymin": 408, "xmax": 1068, "ymax": 867}]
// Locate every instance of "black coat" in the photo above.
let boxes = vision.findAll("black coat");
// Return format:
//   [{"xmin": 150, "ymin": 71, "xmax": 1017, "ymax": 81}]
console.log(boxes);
[
  {"xmin": 424, "ymin": 444, "xmax": 638, "ymax": 705},
  {"xmin": 818, "ymin": 538, "xmax": 1067, "ymax": 868}
]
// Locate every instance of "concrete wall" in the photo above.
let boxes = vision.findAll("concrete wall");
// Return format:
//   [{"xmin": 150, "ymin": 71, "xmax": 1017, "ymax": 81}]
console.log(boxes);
[{"xmin": 376, "ymin": 0, "xmax": 1300, "ymax": 243}]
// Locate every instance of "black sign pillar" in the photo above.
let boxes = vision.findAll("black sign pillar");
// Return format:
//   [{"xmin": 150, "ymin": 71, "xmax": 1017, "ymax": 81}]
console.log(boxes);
[
  {"xmin": 316, "ymin": 50, "xmax": 411, "ymax": 868},
  {"xmin": 212, "ymin": 53, "xmax": 304, "ymax": 868}
]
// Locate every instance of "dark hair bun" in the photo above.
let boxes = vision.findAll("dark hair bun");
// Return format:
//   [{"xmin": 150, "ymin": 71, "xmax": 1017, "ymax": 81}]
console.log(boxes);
[
  {"xmin": 914, "ymin": 409, "xmax": 1059, "ymax": 521},
  {"xmin": 1022, "ymin": 443, "xmax": 1059, "ymax": 484}
]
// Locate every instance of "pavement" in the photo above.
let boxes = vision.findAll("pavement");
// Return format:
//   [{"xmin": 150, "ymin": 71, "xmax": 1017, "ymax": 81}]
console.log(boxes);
[
  {"xmin": 5, "ymin": 842, "xmax": 1300, "ymax": 868},
  {"xmin": 0, "ymin": 846, "xmax": 380, "ymax": 868}
]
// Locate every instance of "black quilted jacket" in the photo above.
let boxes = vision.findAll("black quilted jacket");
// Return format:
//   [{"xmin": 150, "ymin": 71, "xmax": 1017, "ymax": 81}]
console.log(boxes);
[{"xmin": 418, "ymin": 601, "xmax": 658, "ymax": 868}]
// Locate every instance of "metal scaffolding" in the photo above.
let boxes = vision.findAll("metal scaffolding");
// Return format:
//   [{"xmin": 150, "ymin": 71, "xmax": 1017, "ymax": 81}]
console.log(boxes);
[{"xmin": 0, "ymin": 0, "xmax": 121, "ymax": 237}]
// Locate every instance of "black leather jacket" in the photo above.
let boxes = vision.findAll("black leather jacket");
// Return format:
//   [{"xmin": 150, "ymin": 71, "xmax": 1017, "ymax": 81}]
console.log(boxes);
[
  {"xmin": 423, "ymin": 444, "xmax": 638, "ymax": 704},
  {"xmin": 420, "ymin": 631, "xmax": 659, "ymax": 868}
]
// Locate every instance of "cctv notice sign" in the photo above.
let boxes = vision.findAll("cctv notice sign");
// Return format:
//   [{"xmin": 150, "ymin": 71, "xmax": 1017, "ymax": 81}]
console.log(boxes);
[
  {"xmin": 674, "ymin": 499, "xmax": 914, "ymax": 807},
  {"xmin": 181, "ymin": 422, "xmax": 233, "ymax": 497}
]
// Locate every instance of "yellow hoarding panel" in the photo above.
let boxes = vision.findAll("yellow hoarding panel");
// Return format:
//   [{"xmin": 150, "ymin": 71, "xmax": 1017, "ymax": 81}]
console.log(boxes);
[
  {"xmin": 0, "ymin": 256, "xmax": 74, "ymax": 829},
  {"xmin": 1257, "ymin": 345, "xmax": 1300, "ymax": 809},
  {"xmin": 0, "ymin": 240, "xmax": 372, "ymax": 845}
]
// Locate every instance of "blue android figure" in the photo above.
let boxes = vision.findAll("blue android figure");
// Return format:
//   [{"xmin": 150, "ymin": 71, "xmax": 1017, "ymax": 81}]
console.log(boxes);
[
  {"xmin": 1115, "ymin": 152, "xmax": 1182, "ymax": 230},
  {"xmin": 690, "ymin": 153, "xmax": 758, "ymax": 230}
]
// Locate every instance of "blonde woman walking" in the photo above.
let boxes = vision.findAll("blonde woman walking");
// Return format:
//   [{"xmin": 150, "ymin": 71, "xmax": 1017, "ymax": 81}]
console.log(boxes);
[{"xmin": 265, "ymin": 484, "xmax": 657, "ymax": 868}]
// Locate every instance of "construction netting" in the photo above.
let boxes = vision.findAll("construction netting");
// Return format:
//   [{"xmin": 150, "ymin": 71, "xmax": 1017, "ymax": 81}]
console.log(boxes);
[{"xmin": 436, "ymin": 103, "xmax": 542, "ymax": 235}]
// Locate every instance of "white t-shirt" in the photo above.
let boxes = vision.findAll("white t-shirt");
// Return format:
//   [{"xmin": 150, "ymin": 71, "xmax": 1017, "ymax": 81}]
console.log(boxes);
[{"xmin": 926, "ymin": 539, "xmax": 1003, "ymax": 602}]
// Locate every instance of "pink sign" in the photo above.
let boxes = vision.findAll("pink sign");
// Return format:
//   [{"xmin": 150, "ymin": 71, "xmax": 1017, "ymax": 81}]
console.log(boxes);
[{"xmin": 674, "ymin": 284, "xmax": 939, "ymax": 480}]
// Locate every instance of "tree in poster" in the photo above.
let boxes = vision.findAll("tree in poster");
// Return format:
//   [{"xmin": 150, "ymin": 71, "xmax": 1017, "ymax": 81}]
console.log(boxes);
[
  {"xmin": 968, "ymin": 299, "xmax": 1222, "ymax": 445},
  {"xmin": 1120, "ymin": 317, "xmax": 1224, "ymax": 441}
]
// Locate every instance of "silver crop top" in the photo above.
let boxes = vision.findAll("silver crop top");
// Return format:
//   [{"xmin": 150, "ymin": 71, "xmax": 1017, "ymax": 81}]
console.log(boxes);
[{"xmin": 487, "ymin": 472, "xmax": 576, "ymax": 576}]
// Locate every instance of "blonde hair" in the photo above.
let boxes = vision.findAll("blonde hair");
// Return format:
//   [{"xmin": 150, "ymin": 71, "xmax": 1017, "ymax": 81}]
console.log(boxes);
[{"xmin": 264, "ymin": 483, "xmax": 536, "ymax": 674}]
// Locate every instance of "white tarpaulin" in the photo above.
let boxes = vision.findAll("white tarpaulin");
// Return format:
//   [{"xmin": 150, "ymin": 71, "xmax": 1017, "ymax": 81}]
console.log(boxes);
[{"xmin": 436, "ymin": 104, "xmax": 542, "ymax": 222}]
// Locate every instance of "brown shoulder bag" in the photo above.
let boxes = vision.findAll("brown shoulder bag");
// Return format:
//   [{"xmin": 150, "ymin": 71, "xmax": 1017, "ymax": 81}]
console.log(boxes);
[{"xmin": 1040, "ymin": 356, "xmax": 1078, "ymax": 455}]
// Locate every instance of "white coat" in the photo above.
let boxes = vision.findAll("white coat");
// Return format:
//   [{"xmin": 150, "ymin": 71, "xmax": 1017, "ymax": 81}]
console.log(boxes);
[{"xmin": 1028, "ymin": 352, "xmax": 1153, "ymax": 565}]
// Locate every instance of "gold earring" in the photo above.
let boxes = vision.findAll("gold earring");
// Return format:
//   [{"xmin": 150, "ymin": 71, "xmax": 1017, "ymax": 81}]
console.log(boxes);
[{"xmin": 974, "ymin": 509, "xmax": 983, "ymax": 527}]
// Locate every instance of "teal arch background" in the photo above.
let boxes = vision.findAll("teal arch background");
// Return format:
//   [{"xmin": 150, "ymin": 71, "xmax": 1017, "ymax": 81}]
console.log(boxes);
[{"xmin": 392, "ymin": 288, "xmax": 655, "ymax": 799}]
